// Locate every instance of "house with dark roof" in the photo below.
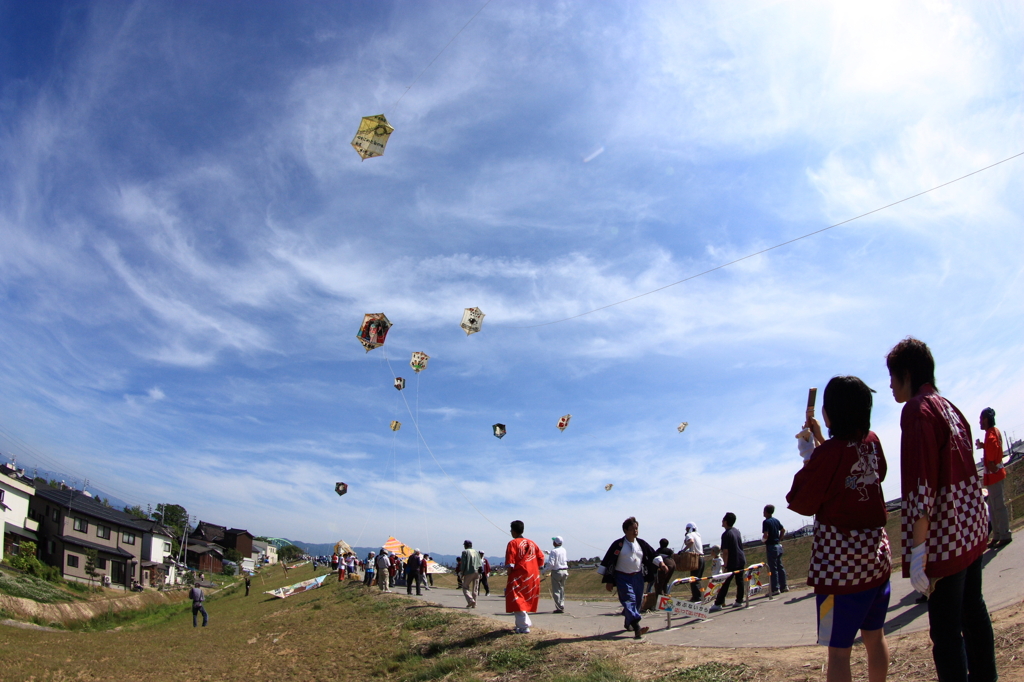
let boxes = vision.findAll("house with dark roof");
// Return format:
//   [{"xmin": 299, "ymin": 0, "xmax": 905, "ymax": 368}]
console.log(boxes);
[
  {"xmin": 31, "ymin": 487, "xmax": 148, "ymax": 589},
  {"xmin": 187, "ymin": 520, "xmax": 253, "ymax": 572}
]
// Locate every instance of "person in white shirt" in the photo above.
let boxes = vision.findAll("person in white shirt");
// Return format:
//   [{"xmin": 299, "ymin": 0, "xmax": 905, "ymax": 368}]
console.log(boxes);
[
  {"xmin": 544, "ymin": 536, "xmax": 569, "ymax": 613},
  {"xmin": 597, "ymin": 517, "xmax": 666, "ymax": 639}
]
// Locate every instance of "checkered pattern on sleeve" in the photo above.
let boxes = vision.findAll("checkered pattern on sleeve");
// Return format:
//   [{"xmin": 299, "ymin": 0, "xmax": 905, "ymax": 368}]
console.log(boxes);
[
  {"xmin": 901, "ymin": 476, "xmax": 988, "ymax": 575},
  {"xmin": 808, "ymin": 521, "xmax": 891, "ymax": 594}
]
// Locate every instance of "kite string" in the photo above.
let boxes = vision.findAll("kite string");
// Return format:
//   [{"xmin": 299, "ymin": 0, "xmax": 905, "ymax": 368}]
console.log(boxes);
[
  {"xmin": 506, "ymin": 150, "xmax": 1024, "ymax": 329},
  {"xmin": 389, "ymin": 0, "xmax": 494, "ymax": 115},
  {"xmin": 383, "ymin": 355, "xmax": 510, "ymax": 538}
]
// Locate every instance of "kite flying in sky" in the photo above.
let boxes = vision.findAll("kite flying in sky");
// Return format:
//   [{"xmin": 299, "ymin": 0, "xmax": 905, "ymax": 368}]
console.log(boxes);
[
  {"xmin": 357, "ymin": 313, "xmax": 391, "ymax": 352},
  {"xmin": 410, "ymin": 352, "xmax": 430, "ymax": 373},
  {"xmin": 335, "ymin": 482, "xmax": 349, "ymax": 496},
  {"xmin": 678, "ymin": 422, "xmax": 689, "ymax": 433},
  {"xmin": 351, "ymin": 114, "xmax": 394, "ymax": 160},
  {"xmin": 390, "ymin": 421, "xmax": 401, "ymax": 432},
  {"xmin": 394, "ymin": 377, "xmax": 406, "ymax": 390},
  {"xmin": 604, "ymin": 484, "xmax": 613, "ymax": 491},
  {"xmin": 461, "ymin": 307, "xmax": 485, "ymax": 335},
  {"xmin": 557, "ymin": 414, "xmax": 572, "ymax": 432},
  {"xmin": 492, "ymin": 423, "xmax": 506, "ymax": 439}
]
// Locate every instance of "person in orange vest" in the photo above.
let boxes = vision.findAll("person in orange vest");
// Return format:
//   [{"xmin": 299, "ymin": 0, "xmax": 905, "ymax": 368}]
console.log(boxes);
[{"xmin": 976, "ymin": 407, "xmax": 1012, "ymax": 548}]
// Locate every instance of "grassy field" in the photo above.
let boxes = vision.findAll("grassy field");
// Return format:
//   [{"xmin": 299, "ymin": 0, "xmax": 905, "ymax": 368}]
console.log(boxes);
[{"xmin": 1, "ymin": 561, "xmax": 1021, "ymax": 682}]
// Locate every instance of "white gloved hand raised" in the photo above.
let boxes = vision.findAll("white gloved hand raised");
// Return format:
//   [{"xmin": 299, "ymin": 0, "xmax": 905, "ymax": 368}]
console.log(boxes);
[
  {"xmin": 910, "ymin": 544, "xmax": 930, "ymax": 594},
  {"xmin": 796, "ymin": 430, "xmax": 815, "ymax": 461}
]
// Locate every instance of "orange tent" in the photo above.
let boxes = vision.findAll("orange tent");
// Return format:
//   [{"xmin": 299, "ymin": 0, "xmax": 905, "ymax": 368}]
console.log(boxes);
[{"xmin": 381, "ymin": 536, "xmax": 448, "ymax": 574}]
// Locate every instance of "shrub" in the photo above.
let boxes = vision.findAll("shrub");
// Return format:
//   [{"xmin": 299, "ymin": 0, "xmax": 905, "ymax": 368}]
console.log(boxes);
[{"xmin": 7, "ymin": 542, "xmax": 63, "ymax": 583}]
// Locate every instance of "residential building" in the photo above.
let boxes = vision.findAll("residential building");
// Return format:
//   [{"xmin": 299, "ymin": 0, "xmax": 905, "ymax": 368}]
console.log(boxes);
[
  {"xmin": 252, "ymin": 539, "xmax": 278, "ymax": 565},
  {"xmin": 133, "ymin": 518, "xmax": 175, "ymax": 587},
  {"xmin": 0, "ymin": 463, "xmax": 39, "ymax": 559},
  {"xmin": 31, "ymin": 486, "xmax": 147, "ymax": 588}
]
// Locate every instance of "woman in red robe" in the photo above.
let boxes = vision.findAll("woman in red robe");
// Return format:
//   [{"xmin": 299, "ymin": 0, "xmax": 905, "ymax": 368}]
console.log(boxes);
[{"xmin": 505, "ymin": 519, "xmax": 545, "ymax": 634}]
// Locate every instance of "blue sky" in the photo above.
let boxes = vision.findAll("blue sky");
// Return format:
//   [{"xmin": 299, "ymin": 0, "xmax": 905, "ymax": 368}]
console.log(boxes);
[{"xmin": 2, "ymin": 1, "xmax": 1023, "ymax": 559}]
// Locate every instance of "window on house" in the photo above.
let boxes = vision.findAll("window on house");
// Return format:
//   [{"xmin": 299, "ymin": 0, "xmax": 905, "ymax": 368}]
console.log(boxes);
[
  {"xmin": 96, "ymin": 525, "xmax": 110, "ymax": 540},
  {"xmin": 121, "ymin": 532, "xmax": 136, "ymax": 545},
  {"xmin": 67, "ymin": 554, "xmax": 79, "ymax": 568},
  {"xmin": 164, "ymin": 542, "xmax": 172, "ymax": 552},
  {"xmin": 111, "ymin": 562, "xmax": 126, "ymax": 584},
  {"xmin": 97, "ymin": 557, "xmax": 107, "ymax": 570},
  {"xmin": 0, "ymin": 489, "xmax": 5, "ymax": 504},
  {"xmin": 47, "ymin": 540, "xmax": 55, "ymax": 555},
  {"xmin": 51, "ymin": 508, "xmax": 59, "ymax": 522},
  {"xmin": 73, "ymin": 518, "xmax": 89, "ymax": 533}
]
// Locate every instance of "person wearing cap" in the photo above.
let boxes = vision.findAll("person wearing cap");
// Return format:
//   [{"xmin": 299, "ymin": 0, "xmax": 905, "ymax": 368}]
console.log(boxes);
[
  {"xmin": 406, "ymin": 549, "xmax": 424, "ymax": 595},
  {"xmin": 460, "ymin": 540, "xmax": 483, "ymax": 607},
  {"xmin": 976, "ymin": 407, "xmax": 1012, "ymax": 548},
  {"xmin": 375, "ymin": 551, "xmax": 391, "ymax": 591},
  {"xmin": 544, "ymin": 536, "xmax": 569, "ymax": 613}
]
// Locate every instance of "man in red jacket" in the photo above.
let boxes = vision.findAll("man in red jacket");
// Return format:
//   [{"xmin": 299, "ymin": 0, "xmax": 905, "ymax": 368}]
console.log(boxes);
[
  {"xmin": 887, "ymin": 337, "xmax": 995, "ymax": 682},
  {"xmin": 976, "ymin": 407, "xmax": 1012, "ymax": 548}
]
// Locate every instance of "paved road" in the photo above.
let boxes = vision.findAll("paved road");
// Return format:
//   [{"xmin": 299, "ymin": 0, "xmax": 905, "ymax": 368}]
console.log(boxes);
[{"xmin": 405, "ymin": 539, "xmax": 1022, "ymax": 647}]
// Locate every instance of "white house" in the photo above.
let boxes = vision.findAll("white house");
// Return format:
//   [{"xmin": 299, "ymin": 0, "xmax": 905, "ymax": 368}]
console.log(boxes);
[
  {"xmin": 0, "ymin": 464, "xmax": 39, "ymax": 560},
  {"xmin": 135, "ymin": 518, "xmax": 175, "ymax": 587},
  {"xmin": 252, "ymin": 540, "xmax": 278, "ymax": 565}
]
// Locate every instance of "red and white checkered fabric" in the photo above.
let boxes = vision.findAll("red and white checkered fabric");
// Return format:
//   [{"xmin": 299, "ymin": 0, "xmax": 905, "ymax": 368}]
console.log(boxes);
[
  {"xmin": 808, "ymin": 521, "xmax": 891, "ymax": 594},
  {"xmin": 901, "ymin": 475, "xmax": 988, "ymax": 572}
]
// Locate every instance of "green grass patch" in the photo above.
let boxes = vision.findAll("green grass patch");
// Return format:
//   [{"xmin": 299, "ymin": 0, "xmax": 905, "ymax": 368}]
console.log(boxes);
[
  {"xmin": 548, "ymin": 660, "xmax": 635, "ymax": 682},
  {"xmin": 668, "ymin": 662, "xmax": 752, "ymax": 682},
  {"xmin": 66, "ymin": 600, "xmax": 190, "ymax": 632},
  {"xmin": 403, "ymin": 655, "xmax": 473, "ymax": 681},
  {"xmin": 487, "ymin": 646, "xmax": 536, "ymax": 671},
  {"xmin": 404, "ymin": 610, "xmax": 455, "ymax": 630},
  {"xmin": 0, "ymin": 571, "xmax": 83, "ymax": 603}
]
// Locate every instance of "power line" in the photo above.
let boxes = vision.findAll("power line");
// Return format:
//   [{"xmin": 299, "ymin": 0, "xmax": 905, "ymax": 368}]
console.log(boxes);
[{"xmin": 509, "ymin": 150, "xmax": 1024, "ymax": 329}]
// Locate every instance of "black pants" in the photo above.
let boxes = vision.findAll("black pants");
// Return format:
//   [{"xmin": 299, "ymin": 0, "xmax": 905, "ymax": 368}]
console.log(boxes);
[
  {"xmin": 927, "ymin": 555, "xmax": 996, "ymax": 682},
  {"xmin": 714, "ymin": 571, "xmax": 745, "ymax": 606},
  {"xmin": 480, "ymin": 573, "xmax": 489, "ymax": 595},
  {"xmin": 689, "ymin": 557, "xmax": 705, "ymax": 602},
  {"xmin": 407, "ymin": 572, "xmax": 423, "ymax": 594}
]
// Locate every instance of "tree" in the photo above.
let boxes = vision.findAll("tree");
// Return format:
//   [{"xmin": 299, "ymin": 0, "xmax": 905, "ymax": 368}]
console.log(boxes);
[
  {"xmin": 278, "ymin": 544, "xmax": 303, "ymax": 562},
  {"xmin": 84, "ymin": 548, "xmax": 99, "ymax": 585},
  {"xmin": 224, "ymin": 548, "xmax": 243, "ymax": 563},
  {"xmin": 152, "ymin": 504, "xmax": 188, "ymax": 535},
  {"xmin": 123, "ymin": 505, "xmax": 148, "ymax": 520}
]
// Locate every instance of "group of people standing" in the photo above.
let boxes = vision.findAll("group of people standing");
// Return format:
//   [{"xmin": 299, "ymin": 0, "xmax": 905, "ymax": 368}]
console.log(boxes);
[
  {"xmin": 785, "ymin": 336, "xmax": 1008, "ymax": 682},
  {"xmin": 360, "ymin": 548, "xmax": 434, "ymax": 594}
]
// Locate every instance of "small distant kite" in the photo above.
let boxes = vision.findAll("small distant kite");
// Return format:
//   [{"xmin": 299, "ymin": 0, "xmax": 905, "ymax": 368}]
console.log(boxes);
[
  {"xmin": 604, "ymin": 484, "xmax": 613, "ymax": 492},
  {"xmin": 357, "ymin": 313, "xmax": 391, "ymax": 353},
  {"xmin": 390, "ymin": 421, "xmax": 401, "ymax": 432},
  {"xmin": 677, "ymin": 422, "xmax": 689, "ymax": 433},
  {"xmin": 351, "ymin": 114, "xmax": 394, "ymax": 160},
  {"xmin": 492, "ymin": 423, "xmax": 506, "ymax": 439},
  {"xmin": 335, "ymin": 482, "xmax": 349, "ymax": 496},
  {"xmin": 394, "ymin": 377, "xmax": 405, "ymax": 391},
  {"xmin": 410, "ymin": 352, "xmax": 430, "ymax": 373},
  {"xmin": 557, "ymin": 414, "xmax": 572, "ymax": 432},
  {"xmin": 461, "ymin": 307, "xmax": 485, "ymax": 336}
]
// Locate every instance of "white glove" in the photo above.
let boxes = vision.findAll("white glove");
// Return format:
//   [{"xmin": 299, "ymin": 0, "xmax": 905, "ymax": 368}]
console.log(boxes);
[
  {"xmin": 796, "ymin": 430, "xmax": 815, "ymax": 461},
  {"xmin": 910, "ymin": 544, "xmax": 930, "ymax": 594}
]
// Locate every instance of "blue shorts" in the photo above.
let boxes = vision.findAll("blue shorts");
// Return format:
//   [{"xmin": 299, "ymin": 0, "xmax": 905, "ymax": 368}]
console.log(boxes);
[{"xmin": 816, "ymin": 581, "xmax": 890, "ymax": 648}]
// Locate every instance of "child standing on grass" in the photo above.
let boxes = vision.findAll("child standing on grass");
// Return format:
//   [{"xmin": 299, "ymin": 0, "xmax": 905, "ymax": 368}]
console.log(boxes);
[{"xmin": 787, "ymin": 375, "xmax": 891, "ymax": 682}]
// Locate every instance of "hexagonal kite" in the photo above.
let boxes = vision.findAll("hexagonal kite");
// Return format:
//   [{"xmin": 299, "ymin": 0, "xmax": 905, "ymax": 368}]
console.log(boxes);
[
  {"xmin": 394, "ymin": 377, "xmax": 406, "ymax": 390},
  {"xmin": 390, "ymin": 421, "xmax": 401, "ymax": 432},
  {"xmin": 492, "ymin": 423, "xmax": 506, "ymax": 439},
  {"xmin": 357, "ymin": 313, "xmax": 391, "ymax": 353},
  {"xmin": 351, "ymin": 114, "xmax": 394, "ymax": 160},
  {"xmin": 557, "ymin": 414, "xmax": 571, "ymax": 432},
  {"xmin": 410, "ymin": 351, "xmax": 430, "ymax": 373},
  {"xmin": 461, "ymin": 307, "xmax": 485, "ymax": 335},
  {"xmin": 677, "ymin": 422, "xmax": 689, "ymax": 433}
]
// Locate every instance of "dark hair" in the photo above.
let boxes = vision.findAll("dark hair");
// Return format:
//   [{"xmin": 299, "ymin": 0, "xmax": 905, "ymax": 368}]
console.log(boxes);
[
  {"xmin": 510, "ymin": 520, "xmax": 524, "ymax": 535},
  {"xmin": 886, "ymin": 337, "xmax": 936, "ymax": 395},
  {"xmin": 659, "ymin": 538, "xmax": 670, "ymax": 548},
  {"xmin": 723, "ymin": 512, "xmax": 736, "ymax": 527},
  {"xmin": 822, "ymin": 375, "xmax": 875, "ymax": 441},
  {"xmin": 764, "ymin": 504, "xmax": 775, "ymax": 515},
  {"xmin": 622, "ymin": 516, "xmax": 638, "ymax": 533},
  {"xmin": 981, "ymin": 407, "xmax": 996, "ymax": 427},
  {"xmin": 464, "ymin": 540, "xmax": 473, "ymax": 548}
]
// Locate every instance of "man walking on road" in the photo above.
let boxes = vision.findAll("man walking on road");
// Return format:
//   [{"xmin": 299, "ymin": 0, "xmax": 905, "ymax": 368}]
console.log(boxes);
[
  {"xmin": 598, "ymin": 517, "xmax": 666, "ymax": 639},
  {"xmin": 977, "ymin": 407, "xmax": 1012, "ymax": 548},
  {"xmin": 762, "ymin": 505, "xmax": 788, "ymax": 595},
  {"xmin": 544, "ymin": 536, "xmax": 569, "ymax": 613},
  {"xmin": 406, "ymin": 549, "xmax": 424, "ymax": 595},
  {"xmin": 710, "ymin": 512, "xmax": 745, "ymax": 612},
  {"xmin": 505, "ymin": 520, "xmax": 545, "ymax": 634},
  {"xmin": 460, "ymin": 540, "xmax": 482, "ymax": 607},
  {"xmin": 189, "ymin": 582, "xmax": 208, "ymax": 627}
]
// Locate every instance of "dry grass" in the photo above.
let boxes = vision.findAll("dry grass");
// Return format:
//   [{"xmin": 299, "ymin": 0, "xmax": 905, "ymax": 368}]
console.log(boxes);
[{"xmin": 0, "ymin": 560, "xmax": 1021, "ymax": 682}]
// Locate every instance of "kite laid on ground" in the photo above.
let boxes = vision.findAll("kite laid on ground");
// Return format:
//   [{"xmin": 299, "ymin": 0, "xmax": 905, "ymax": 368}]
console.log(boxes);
[
  {"xmin": 356, "ymin": 313, "xmax": 392, "ymax": 352},
  {"xmin": 557, "ymin": 414, "xmax": 572, "ymax": 432},
  {"xmin": 492, "ymin": 423, "xmax": 506, "ymax": 439},
  {"xmin": 677, "ymin": 422, "xmax": 689, "ymax": 433},
  {"xmin": 410, "ymin": 351, "xmax": 430, "ymax": 373},
  {"xmin": 461, "ymin": 307, "xmax": 485, "ymax": 335},
  {"xmin": 335, "ymin": 482, "xmax": 349, "ymax": 496},
  {"xmin": 351, "ymin": 114, "xmax": 394, "ymax": 160},
  {"xmin": 394, "ymin": 377, "xmax": 406, "ymax": 391},
  {"xmin": 390, "ymin": 421, "xmax": 401, "ymax": 432},
  {"xmin": 605, "ymin": 484, "xmax": 613, "ymax": 491}
]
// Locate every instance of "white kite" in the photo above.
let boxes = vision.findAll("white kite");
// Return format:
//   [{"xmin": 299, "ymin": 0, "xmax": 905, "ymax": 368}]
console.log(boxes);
[
  {"xmin": 460, "ymin": 307, "xmax": 485, "ymax": 335},
  {"xmin": 351, "ymin": 114, "xmax": 394, "ymax": 160}
]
